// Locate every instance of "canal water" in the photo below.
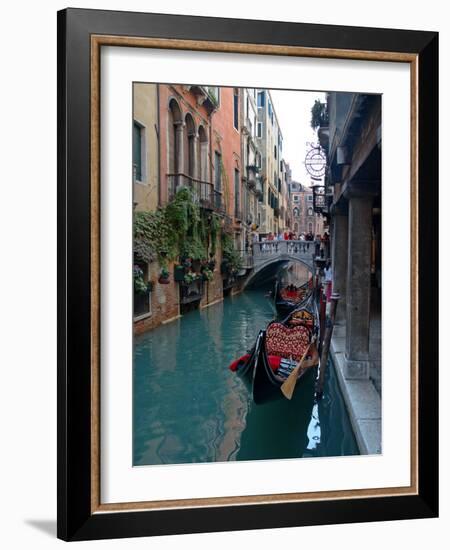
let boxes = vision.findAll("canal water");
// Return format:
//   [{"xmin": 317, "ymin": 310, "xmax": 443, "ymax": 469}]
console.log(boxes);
[{"xmin": 133, "ymin": 288, "xmax": 359, "ymax": 466}]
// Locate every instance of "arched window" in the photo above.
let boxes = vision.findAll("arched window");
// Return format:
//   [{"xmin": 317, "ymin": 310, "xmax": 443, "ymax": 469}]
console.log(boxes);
[
  {"xmin": 293, "ymin": 207, "xmax": 299, "ymax": 217},
  {"xmin": 184, "ymin": 113, "xmax": 196, "ymax": 178},
  {"xmin": 294, "ymin": 222, "xmax": 299, "ymax": 233},
  {"xmin": 198, "ymin": 125, "xmax": 208, "ymax": 182},
  {"xmin": 308, "ymin": 223, "xmax": 313, "ymax": 233},
  {"xmin": 168, "ymin": 98, "xmax": 182, "ymax": 175},
  {"xmin": 308, "ymin": 207, "xmax": 313, "ymax": 216}
]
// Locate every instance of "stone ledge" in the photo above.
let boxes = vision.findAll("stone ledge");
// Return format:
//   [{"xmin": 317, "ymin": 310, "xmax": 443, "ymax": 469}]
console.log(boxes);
[{"xmin": 330, "ymin": 337, "xmax": 382, "ymax": 455}]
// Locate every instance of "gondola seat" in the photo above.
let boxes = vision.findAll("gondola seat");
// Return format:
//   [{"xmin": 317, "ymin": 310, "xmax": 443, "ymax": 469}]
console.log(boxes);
[
  {"xmin": 279, "ymin": 289, "xmax": 304, "ymax": 303},
  {"xmin": 266, "ymin": 323, "xmax": 310, "ymax": 361}
]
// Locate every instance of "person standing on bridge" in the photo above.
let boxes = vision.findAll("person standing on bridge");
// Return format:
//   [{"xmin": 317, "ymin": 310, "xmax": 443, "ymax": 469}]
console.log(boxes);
[{"xmin": 299, "ymin": 233, "xmax": 306, "ymax": 253}]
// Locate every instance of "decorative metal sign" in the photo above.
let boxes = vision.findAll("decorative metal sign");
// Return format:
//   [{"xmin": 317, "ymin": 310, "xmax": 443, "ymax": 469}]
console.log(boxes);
[
  {"xmin": 304, "ymin": 143, "xmax": 327, "ymax": 178},
  {"xmin": 312, "ymin": 184, "xmax": 326, "ymax": 213}
]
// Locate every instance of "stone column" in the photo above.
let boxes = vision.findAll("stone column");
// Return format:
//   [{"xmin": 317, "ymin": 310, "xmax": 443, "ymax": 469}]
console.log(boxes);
[
  {"xmin": 191, "ymin": 133, "xmax": 199, "ymax": 180},
  {"xmin": 331, "ymin": 206, "xmax": 348, "ymax": 325},
  {"xmin": 344, "ymin": 192, "xmax": 373, "ymax": 379},
  {"xmin": 175, "ymin": 122, "xmax": 184, "ymax": 178}
]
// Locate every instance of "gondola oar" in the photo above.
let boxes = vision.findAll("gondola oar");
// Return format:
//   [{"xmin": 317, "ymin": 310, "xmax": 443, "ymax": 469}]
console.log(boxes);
[{"xmin": 280, "ymin": 336, "xmax": 316, "ymax": 400}]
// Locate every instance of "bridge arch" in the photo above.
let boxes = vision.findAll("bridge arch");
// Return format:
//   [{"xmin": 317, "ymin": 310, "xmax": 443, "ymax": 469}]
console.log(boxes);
[{"xmin": 242, "ymin": 241, "xmax": 315, "ymax": 290}]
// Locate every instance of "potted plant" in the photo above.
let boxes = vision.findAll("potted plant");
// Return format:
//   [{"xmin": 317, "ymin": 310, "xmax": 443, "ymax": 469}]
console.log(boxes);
[
  {"xmin": 158, "ymin": 267, "xmax": 170, "ymax": 284},
  {"xmin": 183, "ymin": 271, "xmax": 198, "ymax": 285},
  {"xmin": 202, "ymin": 268, "xmax": 214, "ymax": 282}
]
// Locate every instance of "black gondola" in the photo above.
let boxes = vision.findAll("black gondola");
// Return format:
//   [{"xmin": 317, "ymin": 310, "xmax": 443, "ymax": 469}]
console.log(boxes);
[
  {"xmin": 273, "ymin": 279, "xmax": 310, "ymax": 317},
  {"xmin": 230, "ymin": 293, "xmax": 320, "ymax": 404}
]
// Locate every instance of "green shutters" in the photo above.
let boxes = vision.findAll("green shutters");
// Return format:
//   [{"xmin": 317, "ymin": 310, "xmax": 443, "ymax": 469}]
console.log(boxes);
[
  {"xmin": 234, "ymin": 169, "xmax": 240, "ymax": 217},
  {"xmin": 233, "ymin": 89, "xmax": 239, "ymax": 130},
  {"xmin": 133, "ymin": 121, "xmax": 143, "ymax": 181}
]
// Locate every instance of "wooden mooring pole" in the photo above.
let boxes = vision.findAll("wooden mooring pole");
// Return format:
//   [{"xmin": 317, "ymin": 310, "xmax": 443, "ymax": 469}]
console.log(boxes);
[{"xmin": 316, "ymin": 292, "xmax": 340, "ymax": 398}]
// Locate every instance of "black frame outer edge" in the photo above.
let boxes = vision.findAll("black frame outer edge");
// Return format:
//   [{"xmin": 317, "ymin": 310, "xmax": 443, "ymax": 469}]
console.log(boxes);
[
  {"xmin": 417, "ymin": 33, "xmax": 439, "ymax": 516},
  {"xmin": 57, "ymin": 8, "xmax": 67, "ymax": 542},
  {"xmin": 57, "ymin": 8, "xmax": 439, "ymax": 541}
]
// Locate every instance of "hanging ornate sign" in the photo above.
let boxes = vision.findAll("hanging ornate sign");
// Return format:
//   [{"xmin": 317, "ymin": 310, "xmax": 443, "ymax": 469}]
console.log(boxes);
[{"xmin": 304, "ymin": 143, "xmax": 327, "ymax": 178}]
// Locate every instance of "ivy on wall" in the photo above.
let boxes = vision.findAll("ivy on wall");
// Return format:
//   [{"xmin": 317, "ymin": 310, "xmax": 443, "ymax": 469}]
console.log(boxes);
[
  {"xmin": 133, "ymin": 187, "xmax": 223, "ymax": 267},
  {"xmin": 221, "ymin": 233, "xmax": 243, "ymax": 273}
]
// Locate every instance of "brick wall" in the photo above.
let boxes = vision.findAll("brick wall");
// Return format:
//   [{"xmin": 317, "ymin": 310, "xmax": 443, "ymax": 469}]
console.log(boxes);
[{"xmin": 134, "ymin": 261, "xmax": 180, "ymax": 335}]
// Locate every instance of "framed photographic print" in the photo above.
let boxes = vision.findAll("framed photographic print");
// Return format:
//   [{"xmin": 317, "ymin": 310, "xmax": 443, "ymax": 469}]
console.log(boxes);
[{"xmin": 57, "ymin": 8, "xmax": 439, "ymax": 541}]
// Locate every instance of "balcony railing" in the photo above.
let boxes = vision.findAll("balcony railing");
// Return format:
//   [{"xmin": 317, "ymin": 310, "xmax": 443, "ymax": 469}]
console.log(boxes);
[{"xmin": 167, "ymin": 173, "xmax": 224, "ymax": 212}]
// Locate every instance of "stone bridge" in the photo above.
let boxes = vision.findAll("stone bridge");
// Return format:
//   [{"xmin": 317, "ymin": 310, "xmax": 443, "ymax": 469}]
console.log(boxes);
[{"xmin": 239, "ymin": 240, "xmax": 316, "ymax": 289}]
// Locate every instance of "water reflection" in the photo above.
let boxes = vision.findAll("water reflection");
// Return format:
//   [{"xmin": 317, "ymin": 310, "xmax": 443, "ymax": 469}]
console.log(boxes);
[{"xmin": 133, "ymin": 289, "xmax": 358, "ymax": 466}]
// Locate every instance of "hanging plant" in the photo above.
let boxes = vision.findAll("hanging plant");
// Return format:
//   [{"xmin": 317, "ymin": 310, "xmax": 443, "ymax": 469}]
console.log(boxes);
[
  {"xmin": 158, "ymin": 267, "xmax": 170, "ymax": 284},
  {"xmin": 180, "ymin": 236, "xmax": 207, "ymax": 262},
  {"xmin": 133, "ymin": 188, "xmax": 242, "ymax": 280}
]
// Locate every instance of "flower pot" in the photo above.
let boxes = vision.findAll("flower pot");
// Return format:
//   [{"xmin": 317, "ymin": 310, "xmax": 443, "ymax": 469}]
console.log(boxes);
[{"xmin": 158, "ymin": 276, "xmax": 170, "ymax": 284}]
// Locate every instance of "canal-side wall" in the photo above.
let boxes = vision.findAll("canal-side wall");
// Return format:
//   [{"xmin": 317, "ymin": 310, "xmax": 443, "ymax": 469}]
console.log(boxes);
[
  {"xmin": 134, "ymin": 261, "xmax": 180, "ymax": 335},
  {"xmin": 200, "ymin": 270, "xmax": 224, "ymax": 309},
  {"xmin": 135, "ymin": 253, "xmax": 228, "ymax": 334},
  {"xmin": 329, "ymin": 323, "xmax": 382, "ymax": 455}
]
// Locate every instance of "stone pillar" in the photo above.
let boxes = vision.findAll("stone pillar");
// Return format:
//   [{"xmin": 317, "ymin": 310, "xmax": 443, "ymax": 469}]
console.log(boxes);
[
  {"xmin": 191, "ymin": 133, "xmax": 199, "ymax": 179},
  {"xmin": 175, "ymin": 122, "xmax": 184, "ymax": 177},
  {"xmin": 331, "ymin": 207, "xmax": 348, "ymax": 325},
  {"xmin": 200, "ymin": 141, "xmax": 208, "ymax": 181},
  {"xmin": 344, "ymin": 194, "xmax": 373, "ymax": 379}
]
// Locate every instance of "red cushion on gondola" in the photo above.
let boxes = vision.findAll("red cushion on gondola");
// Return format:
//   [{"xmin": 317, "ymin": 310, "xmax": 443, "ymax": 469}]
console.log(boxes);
[
  {"xmin": 228, "ymin": 354, "xmax": 251, "ymax": 371},
  {"xmin": 266, "ymin": 323, "xmax": 310, "ymax": 361},
  {"xmin": 280, "ymin": 289, "xmax": 303, "ymax": 302},
  {"xmin": 268, "ymin": 355, "xmax": 282, "ymax": 371}
]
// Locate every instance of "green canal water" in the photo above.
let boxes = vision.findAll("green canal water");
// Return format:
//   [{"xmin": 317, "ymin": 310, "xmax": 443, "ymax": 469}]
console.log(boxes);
[{"xmin": 133, "ymin": 288, "xmax": 359, "ymax": 466}]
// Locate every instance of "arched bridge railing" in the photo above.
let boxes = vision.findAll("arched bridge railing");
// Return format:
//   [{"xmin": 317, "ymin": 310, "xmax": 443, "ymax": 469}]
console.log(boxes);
[{"xmin": 251, "ymin": 240, "xmax": 318, "ymax": 269}]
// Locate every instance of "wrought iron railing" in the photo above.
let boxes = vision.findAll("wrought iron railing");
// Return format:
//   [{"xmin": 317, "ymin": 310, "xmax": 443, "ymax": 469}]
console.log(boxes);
[{"xmin": 167, "ymin": 174, "xmax": 224, "ymax": 212}]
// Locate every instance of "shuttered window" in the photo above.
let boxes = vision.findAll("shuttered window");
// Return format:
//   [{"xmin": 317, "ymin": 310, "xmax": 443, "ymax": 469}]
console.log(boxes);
[{"xmin": 133, "ymin": 121, "xmax": 144, "ymax": 182}]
